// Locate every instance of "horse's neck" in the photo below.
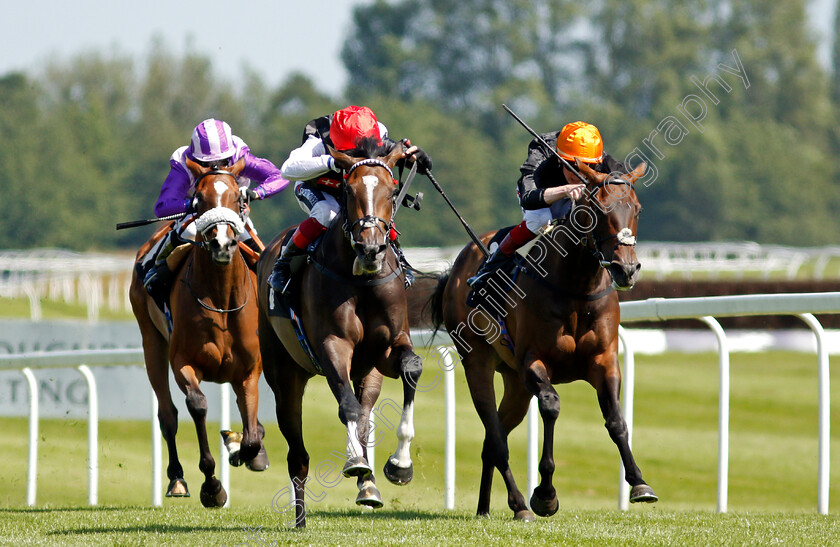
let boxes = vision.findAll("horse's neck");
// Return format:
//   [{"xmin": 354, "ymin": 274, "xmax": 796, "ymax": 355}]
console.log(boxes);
[
  {"xmin": 540, "ymin": 228, "xmax": 608, "ymax": 294},
  {"xmin": 192, "ymin": 246, "xmax": 247, "ymax": 295}
]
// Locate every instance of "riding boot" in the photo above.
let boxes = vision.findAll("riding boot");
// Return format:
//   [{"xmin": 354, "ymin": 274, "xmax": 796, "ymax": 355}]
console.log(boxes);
[
  {"xmin": 267, "ymin": 241, "xmax": 306, "ymax": 294},
  {"xmin": 467, "ymin": 247, "xmax": 513, "ymax": 289},
  {"xmin": 468, "ymin": 221, "xmax": 537, "ymax": 289},
  {"xmin": 144, "ymin": 231, "xmax": 182, "ymax": 298}
]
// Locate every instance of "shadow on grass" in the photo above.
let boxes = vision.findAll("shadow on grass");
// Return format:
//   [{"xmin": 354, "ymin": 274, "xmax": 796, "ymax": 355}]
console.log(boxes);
[
  {"xmin": 0, "ymin": 506, "xmax": 134, "ymax": 513},
  {"xmin": 47, "ymin": 524, "xmax": 244, "ymax": 536},
  {"xmin": 309, "ymin": 508, "xmax": 470, "ymax": 522}
]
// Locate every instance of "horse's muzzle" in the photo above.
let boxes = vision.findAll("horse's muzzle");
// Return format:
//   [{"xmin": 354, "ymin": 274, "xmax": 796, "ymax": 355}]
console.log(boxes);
[
  {"xmin": 353, "ymin": 242, "xmax": 386, "ymax": 275},
  {"xmin": 607, "ymin": 260, "xmax": 641, "ymax": 291},
  {"xmin": 208, "ymin": 234, "xmax": 238, "ymax": 265}
]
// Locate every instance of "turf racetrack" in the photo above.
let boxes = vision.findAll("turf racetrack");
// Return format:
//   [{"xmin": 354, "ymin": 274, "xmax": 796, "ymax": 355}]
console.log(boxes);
[{"xmin": 1, "ymin": 350, "xmax": 838, "ymax": 545}]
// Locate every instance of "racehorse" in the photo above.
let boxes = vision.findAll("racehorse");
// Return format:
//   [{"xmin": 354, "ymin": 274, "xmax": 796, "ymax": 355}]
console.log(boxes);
[
  {"xmin": 129, "ymin": 156, "xmax": 265, "ymax": 507},
  {"xmin": 256, "ymin": 139, "xmax": 422, "ymax": 527},
  {"xmin": 428, "ymin": 159, "xmax": 657, "ymax": 520}
]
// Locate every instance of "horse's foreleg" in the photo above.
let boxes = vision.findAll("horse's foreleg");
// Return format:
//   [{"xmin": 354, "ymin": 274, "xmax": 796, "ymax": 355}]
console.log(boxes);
[
  {"xmin": 523, "ymin": 357, "xmax": 560, "ymax": 517},
  {"xmin": 594, "ymin": 360, "xmax": 658, "ymax": 503},
  {"xmin": 178, "ymin": 366, "xmax": 227, "ymax": 508},
  {"xmin": 321, "ymin": 338, "xmax": 371, "ymax": 478},
  {"xmin": 463, "ymin": 353, "xmax": 532, "ymax": 521},
  {"xmin": 382, "ymin": 347, "xmax": 421, "ymax": 486},
  {"xmin": 354, "ymin": 370, "xmax": 384, "ymax": 507}
]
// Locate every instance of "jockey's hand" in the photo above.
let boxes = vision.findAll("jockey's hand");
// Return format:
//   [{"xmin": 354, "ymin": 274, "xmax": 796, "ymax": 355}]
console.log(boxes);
[
  {"xmin": 412, "ymin": 148, "xmax": 433, "ymax": 173},
  {"xmin": 242, "ymin": 188, "xmax": 259, "ymax": 201},
  {"xmin": 544, "ymin": 183, "xmax": 586, "ymax": 205}
]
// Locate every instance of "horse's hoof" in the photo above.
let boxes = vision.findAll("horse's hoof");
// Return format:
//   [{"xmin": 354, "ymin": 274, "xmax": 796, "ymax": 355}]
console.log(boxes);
[
  {"xmin": 514, "ymin": 509, "xmax": 536, "ymax": 522},
  {"xmin": 221, "ymin": 430, "xmax": 244, "ymax": 467},
  {"xmin": 629, "ymin": 483, "xmax": 658, "ymax": 503},
  {"xmin": 342, "ymin": 456, "xmax": 373, "ymax": 478},
  {"xmin": 245, "ymin": 444, "xmax": 270, "ymax": 472},
  {"xmin": 199, "ymin": 479, "xmax": 228, "ymax": 508},
  {"xmin": 355, "ymin": 484, "xmax": 383, "ymax": 508},
  {"xmin": 529, "ymin": 487, "xmax": 559, "ymax": 517},
  {"xmin": 165, "ymin": 478, "xmax": 190, "ymax": 497},
  {"xmin": 383, "ymin": 458, "xmax": 413, "ymax": 485}
]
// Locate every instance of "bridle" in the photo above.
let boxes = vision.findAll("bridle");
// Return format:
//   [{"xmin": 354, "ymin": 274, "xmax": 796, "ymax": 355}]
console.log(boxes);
[
  {"xmin": 190, "ymin": 169, "xmax": 247, "ymax": 252},
  {"xmin": 340, "ymin": 158, "xmax": 398, "ymax": 246},
  {"xmin": 577, "ymin": 178, "xmax": 638, "ymax": 268},
  {"xmin": 181, "ymin": 168, "xmax": 252, "ymax": 313}
]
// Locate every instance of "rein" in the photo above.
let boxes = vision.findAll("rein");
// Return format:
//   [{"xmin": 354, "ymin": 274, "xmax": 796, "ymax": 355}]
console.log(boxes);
[
  {"xmin": 578, "ymin": 179, "xmax": 637, "ymax": 267},
  {"xmin": 183, "ymin": 257, "xmax": 252, "ymax": 314}
]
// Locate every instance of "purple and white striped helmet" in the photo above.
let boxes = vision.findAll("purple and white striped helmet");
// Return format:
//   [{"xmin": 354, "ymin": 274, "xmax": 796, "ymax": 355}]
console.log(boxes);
[{"xmin": 190, "ymin": 118, "xmax": 235, "ymax": 162}]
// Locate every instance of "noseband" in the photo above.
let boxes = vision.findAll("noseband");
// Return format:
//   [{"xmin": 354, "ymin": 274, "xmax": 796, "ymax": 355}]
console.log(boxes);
[
  {"xmin": 579, "ymin": 179, "xmax": 637, "ymax": 267},
  {"xmin": 191, "ymin": 169, "xmax": 247, "ymax": 250},
  {"xmin": 341, "ymin": 159, "xmax": 398, "ymax": 244}
]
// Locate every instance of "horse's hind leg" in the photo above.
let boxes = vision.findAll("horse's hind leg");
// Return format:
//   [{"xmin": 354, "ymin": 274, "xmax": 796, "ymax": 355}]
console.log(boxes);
[
  {"xmin": 176, "ymin": 365, "xmax": 227, "ymax": 508},
  {"xmin": 462, "ymin": 352, "xmax": 532, "ymax": 521},
  {"xmin": 231, "ymin": 367, "xmax": 269, "ymax": 471},
  {"xmin": 592, "ymin": 355, "xmax": 658, "ymax": 503},
  {"xmin": 265, "ymin": 355, "xmax": 311, "ymax": 527},
  {"xmin": 382, "ymin": 344, "xmax": 422, "ymax": 487},
  {"xmin": 522, "ymin": 357, "xmax": 561, "ymax": 517}
]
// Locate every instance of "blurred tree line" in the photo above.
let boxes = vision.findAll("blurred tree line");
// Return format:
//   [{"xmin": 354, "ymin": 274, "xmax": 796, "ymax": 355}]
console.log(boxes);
[{"xmin": 1, "ymin": 0, "xmax": 838, "ymax": 251}]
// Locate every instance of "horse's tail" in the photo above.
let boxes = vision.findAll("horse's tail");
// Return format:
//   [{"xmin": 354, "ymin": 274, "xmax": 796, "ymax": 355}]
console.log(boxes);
[{"xmin": 425, "ymin": 268, "xmax": 451, "ymax": 337}]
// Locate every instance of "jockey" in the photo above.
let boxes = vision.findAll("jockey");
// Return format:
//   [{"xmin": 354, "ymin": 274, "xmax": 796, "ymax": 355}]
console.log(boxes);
[
  {"xmin": 468, "ymin": 121, "xmax": 630, "ymax": 288},
  {"xmin": 144, "ymin": 118, "xmax": 290, "ymax": 298},
  {"xmin": 267, "ymin": 105, "xmax": 432, "ymax": 294}
]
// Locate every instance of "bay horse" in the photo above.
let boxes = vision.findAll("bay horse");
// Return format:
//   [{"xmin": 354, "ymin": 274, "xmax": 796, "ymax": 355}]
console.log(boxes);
[
  {"xmin": 256, "ymin": 139, "xmax": 422, "ymax": 527},
  {"xmin": 429, "ymin": 160, "xmax": 657, "ymax": 520},
  {"xmin": 129, "ymin": 156, "xmax": 265, "ymax": 507}
]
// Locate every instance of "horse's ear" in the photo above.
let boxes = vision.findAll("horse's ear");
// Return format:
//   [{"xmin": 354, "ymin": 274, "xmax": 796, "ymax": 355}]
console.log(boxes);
[
  {"xmin": 185, "ymin": 156, "xmax": 206, "ymax": 177},
  {"xmin": 329, "ymin": 145, "xmax": 356, "ymax": 172},
  {"xmin": 383, "ymin": 140, "xmax": 405, "ymax": 168},
  {"xmin": 575, "ymin": 158, "xmax": 609, "ymax": 184},
  {"xmin": 627, "ymin": 162, "xmax": 647, "ymax": 184},
  {"xmin": 230, "ymin": 156, "xmax": 246, "ymax": 177}
]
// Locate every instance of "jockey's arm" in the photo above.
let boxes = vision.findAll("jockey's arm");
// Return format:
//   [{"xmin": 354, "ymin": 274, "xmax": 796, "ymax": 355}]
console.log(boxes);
[
  {"xmin": 155, "ymin": 161, "xmax": 192, "ymax": 217},
  {"xmin": 281, "ymin": 135, "xmax": 339, "ymax": 182},
  {"xmin": 240, "ymin": 149, "xmax": 290, "ymax": 199}
]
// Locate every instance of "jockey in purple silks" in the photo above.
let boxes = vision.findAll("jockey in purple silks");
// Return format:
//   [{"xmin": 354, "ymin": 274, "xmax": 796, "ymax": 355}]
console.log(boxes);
[{"xmin": 143, "ymin": 118, "xmax": 290, "ymax": 298}]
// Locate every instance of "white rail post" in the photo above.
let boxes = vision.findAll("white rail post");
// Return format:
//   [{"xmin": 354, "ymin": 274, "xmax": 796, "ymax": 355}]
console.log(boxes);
[
  {"xmin": 700, "ymin": 316, "xmax": 729, "ymax": 513},
  {"xmin": 220, "ymin": 383, "xmax": 230, "ymax": 508},
  {"xmin": 77, "ymin": 365, "xmax": 98, "ymax": 506},
  {"xmin": 617, "ymin": 326, "xmax": 635, "ymax": 511},
  {"xmin": 436, "ymin": 346, "xmax": 457, "ymax": 510},
  {"xmin": 151, "ymin": 389, "xmax": 162, "ymax": 507},
  {"xmin": 527, "ymin": 397, "xmax": 538, "ymax": 500},
  {"xmin": 797, "ymin": 313, "xmax": 830, "ymax": 515},
  {"xmin": 22, "ymin": 367, "xmax": 38, "ymax": 507}
]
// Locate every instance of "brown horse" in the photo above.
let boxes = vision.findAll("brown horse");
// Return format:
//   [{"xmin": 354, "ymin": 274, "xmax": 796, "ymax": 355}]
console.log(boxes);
[
  {"xmin": 429, "ymin": 160, "xmax": 656, "ymax": 520},
  {"xmin": 257, "ymin": 139, "xmax": 422, "ymax": 527},
  {"xmin": 129, "ymin": 157, "xmax": 265, "ymax": 507}
]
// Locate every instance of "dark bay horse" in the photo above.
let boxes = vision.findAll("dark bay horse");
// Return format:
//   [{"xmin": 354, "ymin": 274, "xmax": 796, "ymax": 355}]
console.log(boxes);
[
  {"xmin": 256, "ymin": 140, "xmax": 422, "ymax": 527},
  {"xmin": 429, "ymin": 160, "xmax": 657, "ymax": 520},
  {"xmin": 130, "ymin": 157, "xmax": 265, "ymax": 507}
]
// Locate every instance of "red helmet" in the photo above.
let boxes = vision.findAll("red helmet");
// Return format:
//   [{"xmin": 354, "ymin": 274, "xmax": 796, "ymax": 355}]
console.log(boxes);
[{"xmin": 330, "ymin": 106, "xmax": 382, "ymax": 150}]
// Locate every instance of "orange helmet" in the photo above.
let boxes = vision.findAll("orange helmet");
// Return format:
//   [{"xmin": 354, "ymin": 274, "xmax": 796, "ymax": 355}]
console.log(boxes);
[{"xmin": 556, "ymin": 121, "xmax": 603, "ymax": 164}]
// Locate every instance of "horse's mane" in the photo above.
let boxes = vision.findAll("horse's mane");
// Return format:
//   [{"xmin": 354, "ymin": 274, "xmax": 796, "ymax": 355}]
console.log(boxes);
[{"xmin": 345, "ymin": 136, "xmax": 392, "ymax": 160}]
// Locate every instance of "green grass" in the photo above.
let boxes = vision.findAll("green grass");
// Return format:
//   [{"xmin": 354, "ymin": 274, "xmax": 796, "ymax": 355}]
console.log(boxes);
[{"xmin": 1, "ymin": 350, "xmax": 838, "ymax": 544}]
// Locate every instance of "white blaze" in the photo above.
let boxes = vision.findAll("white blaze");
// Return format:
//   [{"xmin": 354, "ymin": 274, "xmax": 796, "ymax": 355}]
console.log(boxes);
[{"xmin": 362, "ymin": 175, "xmax": 378, "ymax": 218}]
